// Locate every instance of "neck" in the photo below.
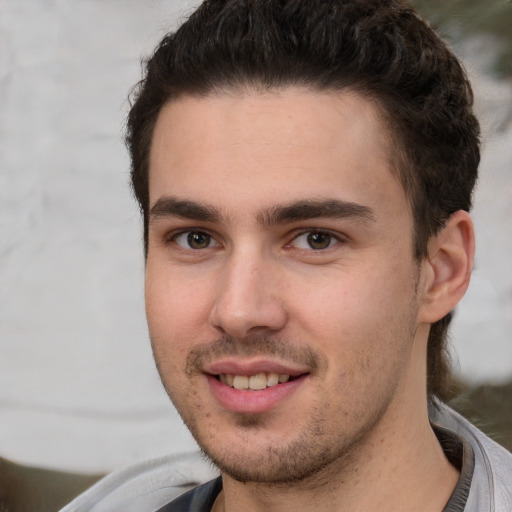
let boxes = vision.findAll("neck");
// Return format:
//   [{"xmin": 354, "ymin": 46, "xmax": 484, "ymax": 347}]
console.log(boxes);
[{"xmin": 215, "ymin": 408, "xmax": 457, "ymax": 512}]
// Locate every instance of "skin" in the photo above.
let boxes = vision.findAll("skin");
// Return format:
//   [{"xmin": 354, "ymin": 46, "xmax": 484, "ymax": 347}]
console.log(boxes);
[{"xmin": 145, "ymin": 88, "xmax": 473, "ymax": 511}]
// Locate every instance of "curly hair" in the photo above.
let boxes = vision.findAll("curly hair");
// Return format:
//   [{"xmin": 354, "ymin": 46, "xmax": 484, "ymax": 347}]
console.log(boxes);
[{"xmin": 126, "ymin": 0, "xmax": 480, "ymax": 400}]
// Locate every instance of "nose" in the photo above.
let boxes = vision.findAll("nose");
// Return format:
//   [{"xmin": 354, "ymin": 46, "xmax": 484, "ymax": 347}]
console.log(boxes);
[{"xmin": 209, "ymin": 252, "xmax": 288, "ymax": 338}]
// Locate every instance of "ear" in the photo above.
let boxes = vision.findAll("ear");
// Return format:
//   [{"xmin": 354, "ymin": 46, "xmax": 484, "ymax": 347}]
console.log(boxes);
[{"xmin": 418, "ymin": 210, "xmax": 475, "ymax": 324}]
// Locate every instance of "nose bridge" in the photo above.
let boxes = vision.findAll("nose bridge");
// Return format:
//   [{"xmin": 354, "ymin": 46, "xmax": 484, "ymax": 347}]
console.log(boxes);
[{"xmin": 210, "ymin": 245, "xmax": 286, "ymax": 337}]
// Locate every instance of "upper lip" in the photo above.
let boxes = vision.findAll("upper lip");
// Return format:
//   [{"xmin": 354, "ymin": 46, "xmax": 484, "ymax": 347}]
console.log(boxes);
[{"xmin": 204, "ymin": 358, "xmax": 310, "ymax": 377}]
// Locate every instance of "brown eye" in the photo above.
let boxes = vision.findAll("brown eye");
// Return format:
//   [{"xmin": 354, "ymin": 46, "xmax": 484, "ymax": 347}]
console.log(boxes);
[
  {"xmin": 291, "ymin": 231, "xmax": 338, "ymax": 250},
  {"xmin": 187, "ymin": 232, "xmax": 211, "ymax": 249},
  {"xmin": 306, "ymin": 232, "xmax": 332, "ymax": 250},
  {"xmin": 174, "ymin": 231, "xmax": 216, "ymax": 249}
]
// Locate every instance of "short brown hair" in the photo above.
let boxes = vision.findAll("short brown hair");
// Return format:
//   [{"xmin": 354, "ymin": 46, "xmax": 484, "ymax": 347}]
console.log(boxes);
[{"xmin": 126, "ymin": 0, "xmax": 480, "ymax": 400}]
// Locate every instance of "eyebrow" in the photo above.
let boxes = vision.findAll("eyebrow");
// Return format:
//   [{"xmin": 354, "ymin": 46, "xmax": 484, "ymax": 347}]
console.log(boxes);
[
  {"xmin": 258, "ymin": 199, "xmax": 376, "ymax": 227},
  {"xmin": 149, "ymin": 196, "xmax": 376, "ymax": 226},
  {"xmin": 149, "ymin": 197, "xmax": 221, "ymax": 223}
]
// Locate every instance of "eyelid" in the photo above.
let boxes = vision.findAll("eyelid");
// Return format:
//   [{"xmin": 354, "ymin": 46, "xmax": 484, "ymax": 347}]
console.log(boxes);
[
  {"xmin": 287, "ymin": 229, "xmax": 346, "ymax": 250},
  {"xmin": 167, "ymin": 228, "xmax": 221, "ymax": 249}
]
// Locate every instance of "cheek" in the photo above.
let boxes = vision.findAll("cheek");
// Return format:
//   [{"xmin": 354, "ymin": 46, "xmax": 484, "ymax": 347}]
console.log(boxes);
[
  {"xmin": 146, "ymin": 265, "xmax": 211, "ymax": 327},
  {"xmin": 145, "ymin": 271, "xmax": 211, "ymax": 369},
  {"xmin": 292, "ymin": 262, "xmax": 418, "ymax": 358}
]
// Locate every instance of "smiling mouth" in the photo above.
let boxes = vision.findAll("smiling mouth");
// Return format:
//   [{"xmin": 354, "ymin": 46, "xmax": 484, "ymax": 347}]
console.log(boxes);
[{"xmin": 216, "ymin": 372, "xmax": 297, "ymax": 391}]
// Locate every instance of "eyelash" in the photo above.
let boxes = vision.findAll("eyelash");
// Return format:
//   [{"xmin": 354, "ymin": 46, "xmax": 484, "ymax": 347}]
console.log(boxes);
[
  {"xmin": 287, "ymin": 230, "xmax": 344, "ymax": 251},
  {"xmin": 169, "ymin": 230, "xmax": 220, "ymax": 250},
  {"xmin": 167, "ymin": 229, "xmax": 344, "ymax": 251}
]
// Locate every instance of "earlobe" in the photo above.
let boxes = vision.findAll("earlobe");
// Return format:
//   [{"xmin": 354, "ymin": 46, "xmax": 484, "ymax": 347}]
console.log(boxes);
[{"xmin": 418, "ymin": 210, "xmax": 475, "ymax": 323}]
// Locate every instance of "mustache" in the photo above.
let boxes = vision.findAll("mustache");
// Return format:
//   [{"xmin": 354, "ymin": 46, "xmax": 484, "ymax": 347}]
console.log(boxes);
[{"xmin": 185, "ymin": 335, "xmax": 324, "ymax": 376}]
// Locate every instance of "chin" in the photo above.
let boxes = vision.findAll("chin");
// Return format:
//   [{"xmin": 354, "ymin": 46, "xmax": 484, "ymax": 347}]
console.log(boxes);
[{"xmin": 196, "ymin": 424, "xmax": 352, "ymax": 486}]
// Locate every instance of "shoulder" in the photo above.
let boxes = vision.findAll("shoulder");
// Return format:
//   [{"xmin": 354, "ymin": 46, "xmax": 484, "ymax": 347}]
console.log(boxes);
[
  {"xmin": 431, "ymin": 401, "xmax": 512, "ymax": 512},
  {"xmin": 58, "ymin": 452, "xmax": 219, "ymax": 512},
  {"xmin": 153, "ymin": 478, "xmax": 222, "ymax": 512}
]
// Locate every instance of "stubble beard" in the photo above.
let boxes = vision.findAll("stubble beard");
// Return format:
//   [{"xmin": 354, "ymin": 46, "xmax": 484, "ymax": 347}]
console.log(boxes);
[
  {"xmin": 154, "ymin": 335, "xmax": 398, "ymax": 488},
  {"xmin": 195, "ymin": 405, "xmax": 386, "ymax": 487}
]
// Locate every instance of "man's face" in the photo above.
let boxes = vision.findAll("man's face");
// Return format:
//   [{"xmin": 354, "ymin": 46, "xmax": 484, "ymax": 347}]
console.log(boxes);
[{"xmin": 146, "ymin": 88, "xmax": 429, "ymax": 484}]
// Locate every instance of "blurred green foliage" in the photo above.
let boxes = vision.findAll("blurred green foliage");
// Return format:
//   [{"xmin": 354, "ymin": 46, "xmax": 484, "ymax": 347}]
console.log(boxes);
[
  {"xmin": 411, "ymin": 0, "xmax": 512, "ymax": 78},
  {"xmin": 450, "ymin": 380, "xmax": 512, "ymax": 452}
]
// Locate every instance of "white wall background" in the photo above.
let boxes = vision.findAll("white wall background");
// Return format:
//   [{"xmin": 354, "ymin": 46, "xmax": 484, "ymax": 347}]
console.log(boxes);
[{"xmin": 0, "ymin": 0, "xmax": 511, "ymax": 473}]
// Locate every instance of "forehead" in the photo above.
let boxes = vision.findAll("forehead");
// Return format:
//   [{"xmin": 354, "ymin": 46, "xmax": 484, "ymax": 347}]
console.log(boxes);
[{"xmin": 148, "ymin": 87, "xmax": 405, "ymax": 218}]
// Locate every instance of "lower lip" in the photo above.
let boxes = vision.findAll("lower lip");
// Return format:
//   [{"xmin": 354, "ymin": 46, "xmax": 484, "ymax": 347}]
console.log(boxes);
[{"xmin": 207, "ymin": 374, "xmax": 306, "ymax": 414}]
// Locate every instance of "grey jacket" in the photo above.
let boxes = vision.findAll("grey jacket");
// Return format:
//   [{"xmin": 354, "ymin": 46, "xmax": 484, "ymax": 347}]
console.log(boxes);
[
  {"xmin": 431, "ymin": 401, "xmax": 512, "ymax": 511},
  {"xmin": 60, "ymin": 404, "xmax": 512, "ymax": 512}
]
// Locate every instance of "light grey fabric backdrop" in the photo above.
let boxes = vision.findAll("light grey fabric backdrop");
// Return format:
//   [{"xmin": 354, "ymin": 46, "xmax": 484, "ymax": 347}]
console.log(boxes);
[{"xmin": 0, "ymin": 0, "xmax": 511, "ymax": 473}]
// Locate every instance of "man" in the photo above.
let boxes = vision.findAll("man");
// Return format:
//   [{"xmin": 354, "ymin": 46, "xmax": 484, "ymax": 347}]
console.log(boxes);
[{"xmin": 61, "ymin": 0, "xmax": 512, "ymax": 511}]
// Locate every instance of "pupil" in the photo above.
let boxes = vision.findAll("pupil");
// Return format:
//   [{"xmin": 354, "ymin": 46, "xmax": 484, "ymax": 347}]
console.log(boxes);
[
  {"xmin": 188, "ymin": 232, "xmax": 210, "ymax": 249},
  {"xmin": 307, "ymin": 232, "xmax": 331, "ymax": 250}
]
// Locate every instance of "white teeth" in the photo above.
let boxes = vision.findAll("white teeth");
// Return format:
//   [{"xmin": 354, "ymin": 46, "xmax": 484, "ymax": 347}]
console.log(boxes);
[
  {"xmin": 266, "ymin": 372, "xmax": 279, "ymax": 387},
  {"xmin": 233, "ymin": 375, "xmax": 249, "ymax": 390},
  {"xmin": 218, "ymin": 372, "xmax": 291, "ymax": 390},
  {"xmin": 249, "ymin": 373, "xmax": 267, "ymax": 390}
]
